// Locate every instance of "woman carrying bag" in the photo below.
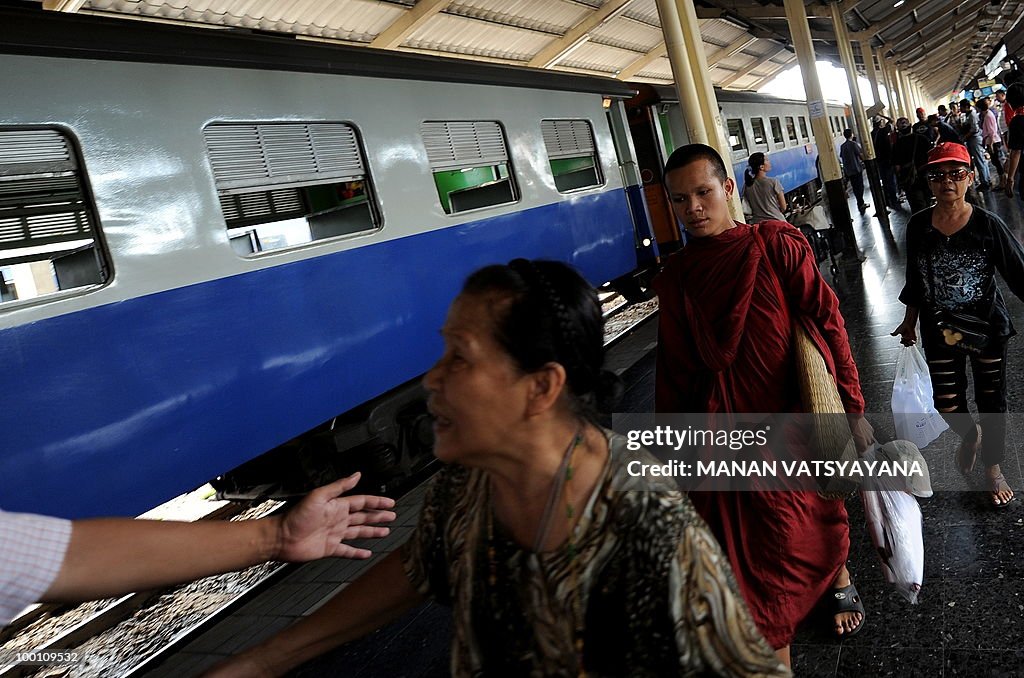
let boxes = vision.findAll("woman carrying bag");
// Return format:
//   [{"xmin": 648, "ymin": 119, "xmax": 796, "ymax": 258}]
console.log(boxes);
[{"xmin": 892, "ymin": 142, "xmax": 1024, "ymax": 507}]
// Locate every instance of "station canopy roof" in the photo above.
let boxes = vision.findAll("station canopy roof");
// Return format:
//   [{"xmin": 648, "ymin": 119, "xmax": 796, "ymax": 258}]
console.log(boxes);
[{"xmin": 31, "ymin": 0, "xmax": 1024, "ymax": 101}]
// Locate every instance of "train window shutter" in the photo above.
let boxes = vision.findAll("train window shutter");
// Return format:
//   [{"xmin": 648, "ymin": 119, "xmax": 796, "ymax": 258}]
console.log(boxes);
[
  {"xmin": 0, "ymin": 129, "xmax": 96, "ymax": 252},
  {"xmin": 204, "ymin": 121, "xmax": 379, "ymax": 254},
  {"xmin": 540, "ymin": 119, "xmax": 601, "ymax": 193},
  {"xmin": 421, "ymin": 121, "xmax": 509, "ymax": 171},
  {"xmin": 420, "ymin": 121, "xmax": 517, "ymax": 215},
  {"xmin": 204, "ymin": 122, "xmax": 366, "ymax": 195},
  {"xmin": 540, "ymin": 120, "xmax": 595, "ymax": 160}
]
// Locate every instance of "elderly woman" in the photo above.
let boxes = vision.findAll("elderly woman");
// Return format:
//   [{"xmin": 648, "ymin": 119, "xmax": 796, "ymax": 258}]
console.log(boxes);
[
  {"xmin": 894, "ymin": 142, "xmax": 1024, "ymax": 507},
  {"xmin": 207, "ymin": 260, "xmax": 787, "ymax": 677}
]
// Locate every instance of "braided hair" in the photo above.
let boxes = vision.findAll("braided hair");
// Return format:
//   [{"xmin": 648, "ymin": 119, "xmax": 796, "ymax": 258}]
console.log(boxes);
[
  {"xmin": 744, "ymin": 152, "xmax": 766, "ymax": 191},
  {"xmin": 461, "ymin": 259, "xmax": 623, "ymax": 421}
]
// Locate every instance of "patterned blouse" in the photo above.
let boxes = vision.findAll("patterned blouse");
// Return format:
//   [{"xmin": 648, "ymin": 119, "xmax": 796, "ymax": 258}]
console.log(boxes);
[{"xmin": 401, "ymin": 431, "xmax": 789, "ymax": 677}]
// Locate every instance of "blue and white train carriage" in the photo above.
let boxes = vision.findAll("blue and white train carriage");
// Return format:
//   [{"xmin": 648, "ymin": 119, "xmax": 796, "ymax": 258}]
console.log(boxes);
[{"xmin": 0, "ymin": 5, "xmax": 657, "ymax": 518}]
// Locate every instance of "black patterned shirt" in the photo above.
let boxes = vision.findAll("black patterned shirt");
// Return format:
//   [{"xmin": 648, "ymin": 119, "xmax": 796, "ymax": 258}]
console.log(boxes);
[{"xmin": 899, "ymin": 206, "xmax": 1024, "ymax": 337}]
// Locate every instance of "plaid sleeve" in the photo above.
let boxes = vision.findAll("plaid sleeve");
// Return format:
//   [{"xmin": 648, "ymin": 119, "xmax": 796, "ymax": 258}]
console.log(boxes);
[{"xmin": 0, "ymin": 510, "xmax": 72, "ymax": 626}]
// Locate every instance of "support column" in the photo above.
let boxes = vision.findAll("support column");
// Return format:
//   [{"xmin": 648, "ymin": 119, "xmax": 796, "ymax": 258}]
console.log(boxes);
[
  {"xmin": 889, "ymin": 63, "xmax": 904, "ymax": 118},
  {"xmin": 883, "ymin": 60, "xmax": 898, "ymax": 116},
  {"xmin": 897, "ymin": 67, "xmax": 913, "ymax": 112},
  {"xmin": 897, "ymin": 65, "xmax": 913, "ymax": 118},
  {"xmin": 860, "ymin": 41, "xmax": 881, "ymax": 107},
  {"xmin": 784, "ymin": 0, "xmax": 857, "ymax": 255},
  {"xmin": 899, "ymin": 68, "xmax": 915, "ymax": 116},
  {"xmin": 831, "ymin": 1, "xmax": 888, "ymax": 225},
  {"xmin": 654, "ymin": 0, "xmax": 704, "ymax": 143},
  {"xmin": 918, "ymin": 81, "xmax": 931, "ymax": 113},
  {"xmin": 892, "ymin": 65, "xmax": 906, "ymax": 117},
  {"xmin": 673, "ymin": 0, "xmax": 743, "ymax": 220},
  {"xmin": 877, "ymin": 48, "xmax": 897, "ymax": 115}
]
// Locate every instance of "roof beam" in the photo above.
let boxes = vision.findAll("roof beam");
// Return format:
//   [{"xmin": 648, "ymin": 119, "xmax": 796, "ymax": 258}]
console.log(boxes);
[
  {"xmin": 370, "ymin": 0, "xmax": 450, "ymax": 49},
  {"xmin": 528, "ymin": 0, "xmax": 635, "ymax": 69},
  {"xmin": 883, "ymin": 0, "xmax": 983, "ymax": 49},
  {"xmin": 42, "ymin": 0, "xmax": 87, "ymax": 11},
  {"xmin": 706, "ymin": 35, "xmax": 758, "ymax": 68},
  {"xmin": 922, "ymin": 65, "xmax": 967, "ymax": 93},
  {"xmin": 616, "ymin": 43, "xmax": 668, "ymax": 80},
  {"xmin": 746, "ymin": 54, "xmax": 797, "ymax": 90},
  {"xmin": 899, "ymin": 24, "xmax": 974, "ymax": 63},
  {"xmin": 906, "ymin": 32, "xmax": 975, "ymax": 68},
  {"xmin": 719, "ymin": 47, "xmax": 789, "ymax": 88},
  {"xmin": 922, "ymin": 65, "xmax": 966, "ymax": 91},
  {"xmin": 696, "ymin": 5, "xmax": 829, "ymax": 19},
  {"xmin": 920, "ymin": 59, "xmax": 963, "ymax": 84},
  {"xmin": 910, "ymin": 60, "xmax": 970, "ymax": 92},
  {"xmin": 848, "ymin": 0, "xmax": 931, "ymax": 40},
  {"xmin": 699, "ymin": 0, "xmax": 831, "ymax": 45}
]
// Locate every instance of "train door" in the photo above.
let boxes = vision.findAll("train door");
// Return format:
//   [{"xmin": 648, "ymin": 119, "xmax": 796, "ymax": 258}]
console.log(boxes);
[
  {"xmin": 605, "ymin": 99, "xmax": 658, "ymax": 262},
  {"xmin": 624, "ymin": 97, "xmax": 683, "ymax": 255}
]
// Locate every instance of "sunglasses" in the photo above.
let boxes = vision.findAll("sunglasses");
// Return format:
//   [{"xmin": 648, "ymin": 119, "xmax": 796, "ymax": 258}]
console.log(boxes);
[{"xmin": 926, "ymin": 168, "xmax": 970, "ymax": 182}]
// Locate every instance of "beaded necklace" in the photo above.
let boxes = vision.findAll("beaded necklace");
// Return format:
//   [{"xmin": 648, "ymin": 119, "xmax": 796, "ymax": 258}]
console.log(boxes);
[{"xmin": 486, "ymin": 428, "xmax": 587, "ymax": 677}]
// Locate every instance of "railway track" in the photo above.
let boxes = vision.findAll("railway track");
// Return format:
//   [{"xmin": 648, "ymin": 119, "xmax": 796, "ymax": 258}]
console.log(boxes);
[
  {"xmin": 601, "ymin": 290, "xmax": 659, "ymax": 347},
  {"xmin": 2, "ymin": 295, "xmax": 658, "ymax": 678}
]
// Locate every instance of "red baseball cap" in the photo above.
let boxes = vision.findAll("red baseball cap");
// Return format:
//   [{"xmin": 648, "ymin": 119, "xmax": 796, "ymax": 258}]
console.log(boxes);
[
  {"xmin": 925, "ymin": 142, "xmax": 971, "ymax": 167},
  {"xmin": 916, "ymin": 107, "xmax": 925, "ymax": 116}
]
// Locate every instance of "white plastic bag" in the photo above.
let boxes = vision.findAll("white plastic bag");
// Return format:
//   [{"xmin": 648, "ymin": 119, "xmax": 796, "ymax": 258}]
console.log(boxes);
[
  {"xmin": 891, "ymin": 345, "xmax": 948, "ymax": 448},
  {"xmin": 861, "ymin": 487, "xmax": 924, "ymax": 604},
  {"xmin": 860, "ymin": 442, "xmax": 929, "ymax": 604}
]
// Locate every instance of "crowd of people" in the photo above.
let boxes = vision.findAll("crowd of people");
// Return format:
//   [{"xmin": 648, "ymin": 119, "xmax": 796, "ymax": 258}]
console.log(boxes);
[
  {"xmin": 5, "ymin": 86, "xmax": 1024, "ymax": 678},
  {"xmin": 867, "ymin": 86, "xmax": 1023, "ymax": 213}
]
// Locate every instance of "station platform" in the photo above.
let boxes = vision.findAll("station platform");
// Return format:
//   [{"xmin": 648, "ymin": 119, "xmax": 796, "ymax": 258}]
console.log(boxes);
[{"xmin": 147, "ymin": 188, "xmax": 1024, "ymax": 677}]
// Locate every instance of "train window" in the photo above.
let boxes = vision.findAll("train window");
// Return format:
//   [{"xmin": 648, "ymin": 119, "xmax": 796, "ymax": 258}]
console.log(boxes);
[
  {"xmin": 798, "ymin": 116, "xmax": 809, "ymax": 140},
  {"xmin": 540, "ymin": 119, "xmax": 602, "ymax": 192},
  {"xmin": 785, "ymin": 117, "xmax": 798, "ymax": 144},
  {"xmin": 750, "ymin": 118, "xmax": 767, "ymax": 146},
  {"xmin": 203, "ymin": 122, "xmax": 379, "ymax": 256},
  {"xmin": 0, "ymin": 128, "xmax": 108, "ymax": 307},
  {"xmin": 421, "ymin": 121, "xmax": 517, "ymax": 214},
  {"xmin": 769, "ymin": 117, "xmax": 784, "ymax": 145},
  {"xmin": 725, "ymin": 119, "xmax": 748, "ymax": 152}
]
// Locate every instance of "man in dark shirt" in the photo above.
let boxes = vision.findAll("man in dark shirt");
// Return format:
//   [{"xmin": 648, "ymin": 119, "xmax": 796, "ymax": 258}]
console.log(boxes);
[
  {"xmin": 872, "ymin": 116, "xmax": 899, "ymax": 208},
  {"xmin": 839, "ymin": 129, "xmax": 869, "ymax": 213},
  {"xmin": 912, "ymin": 107, "xmax": 936, "ymax": 143},
  {"xmin": 892, "ymin": 117, "xmax": 932, "ymax": 213},
  {"xmin": 928, "ymin": 114, "xmax": 962, "ymax": 144}
]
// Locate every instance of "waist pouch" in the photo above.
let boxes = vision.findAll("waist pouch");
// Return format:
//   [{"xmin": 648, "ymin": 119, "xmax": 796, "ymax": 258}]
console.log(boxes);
[{"xmin": 934, "ymin": 311, "xmax": 992, "ymax": 354}]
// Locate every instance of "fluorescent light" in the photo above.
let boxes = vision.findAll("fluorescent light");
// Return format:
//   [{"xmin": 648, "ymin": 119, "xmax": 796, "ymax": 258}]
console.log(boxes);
[{"xmin": 894, "ymin": 0, "xmax": 905, "ymax": 6}]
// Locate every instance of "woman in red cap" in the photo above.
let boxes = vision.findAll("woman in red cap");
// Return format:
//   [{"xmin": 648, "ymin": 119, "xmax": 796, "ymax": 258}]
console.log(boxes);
[{"xmin": 893, "ymin": 141, "xmax": 1024, "ymax": 507}]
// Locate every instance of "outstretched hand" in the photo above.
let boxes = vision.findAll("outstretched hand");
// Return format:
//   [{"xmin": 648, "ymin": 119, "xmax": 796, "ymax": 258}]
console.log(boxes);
[{"xmin": 275, "ymin": 472, "xmax": 396, "ymax": 562}]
